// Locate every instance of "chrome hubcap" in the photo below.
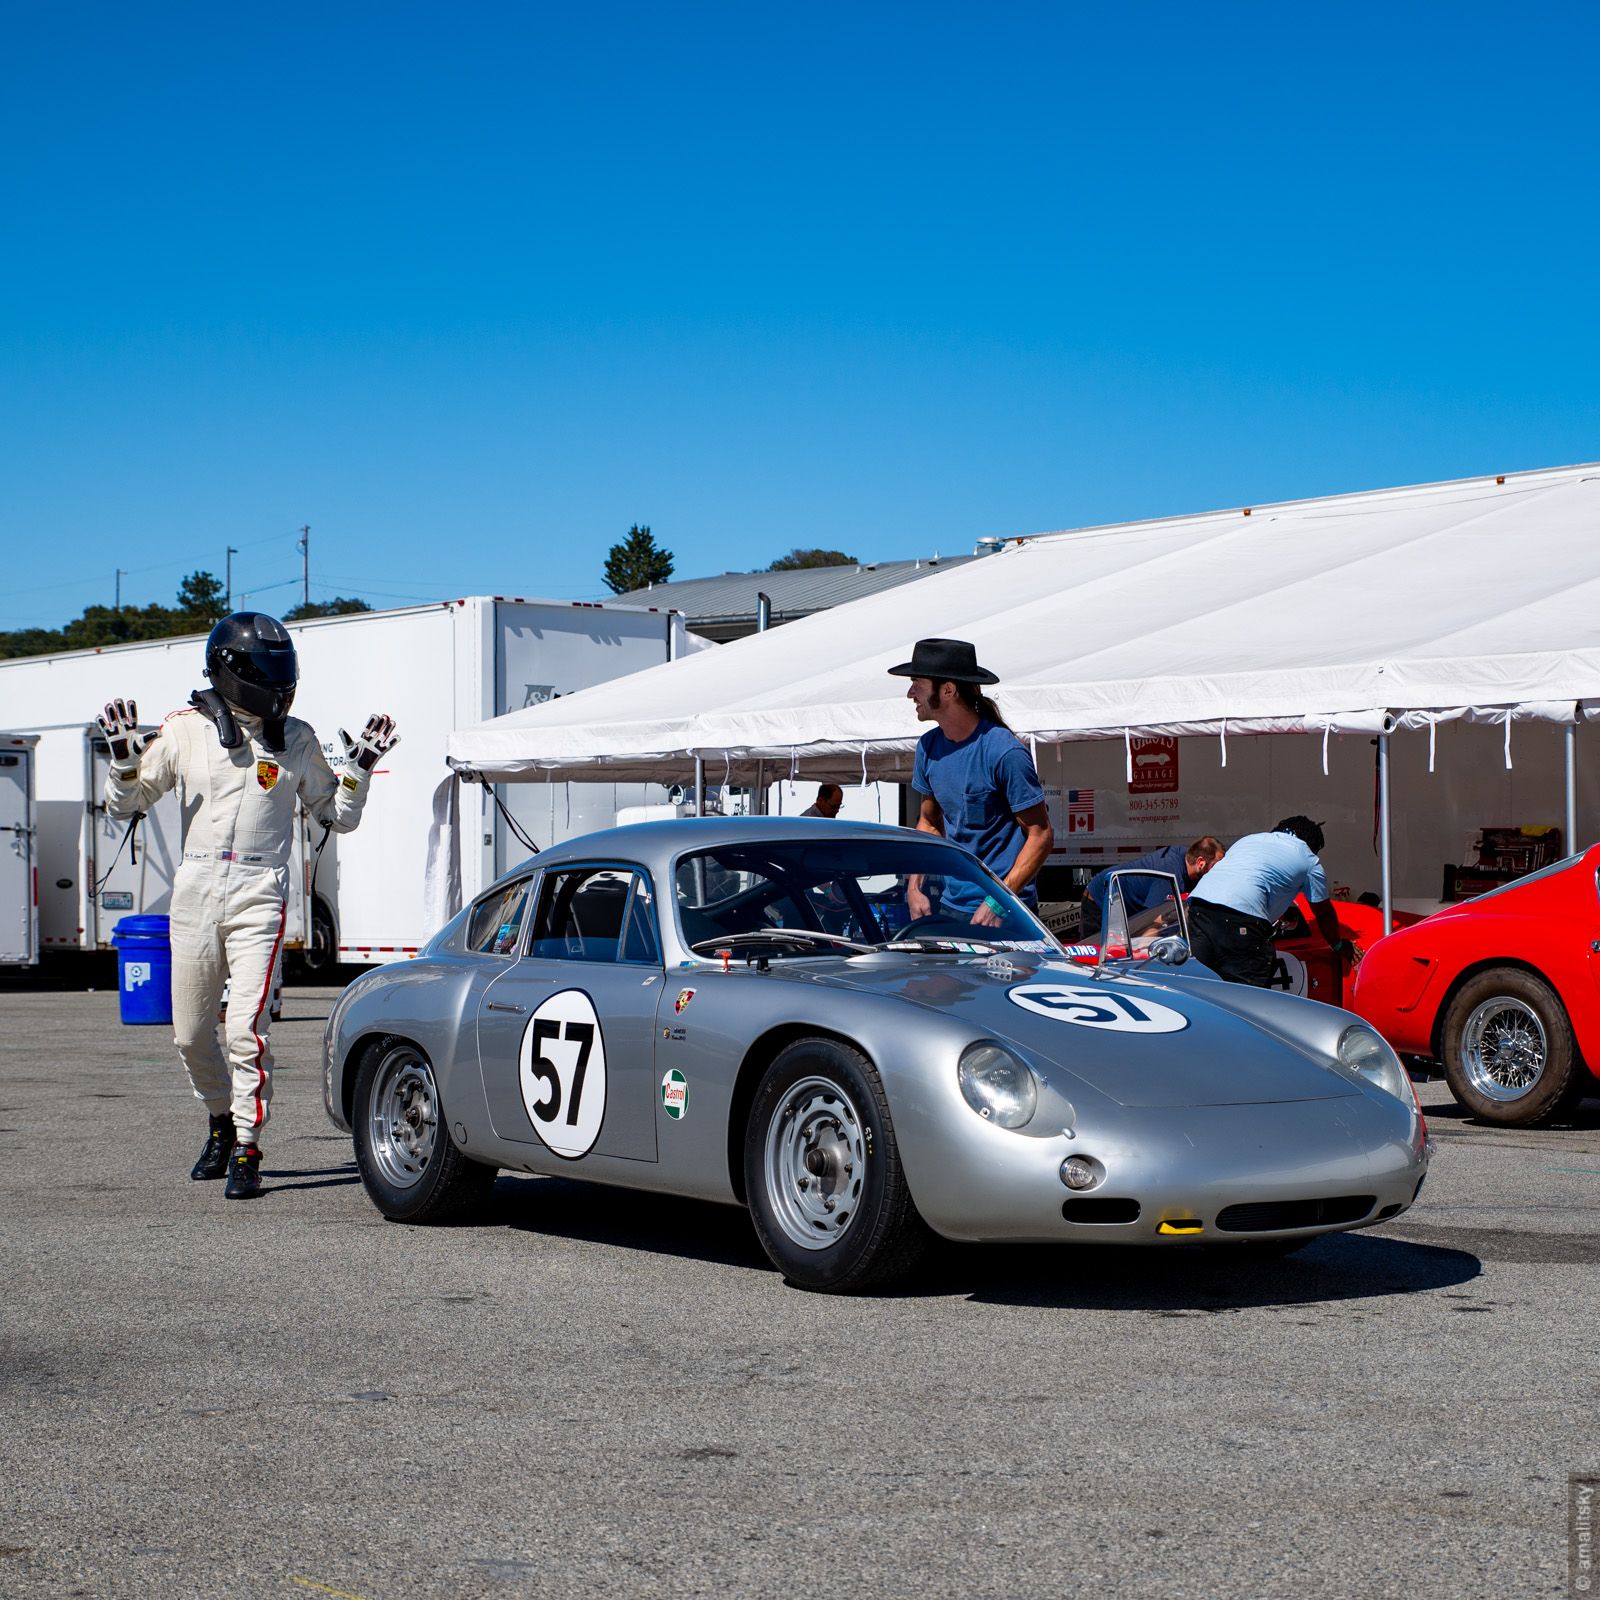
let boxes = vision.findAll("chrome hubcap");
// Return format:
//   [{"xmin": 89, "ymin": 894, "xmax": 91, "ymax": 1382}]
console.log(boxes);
[
  {"xmin": 367, "ymin": 1045, "xmax": 439, "ymax": 1188},
  {"xmin": 1461, "ymin": 998, "xmax": 1547, "ymax": 1102},
  {"xmin": 763, "ymin": 1075, "xmax": 866, "ymax": 1251}
]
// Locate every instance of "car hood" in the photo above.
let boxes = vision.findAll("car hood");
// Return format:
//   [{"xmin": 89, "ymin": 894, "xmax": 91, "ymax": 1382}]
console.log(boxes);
[{"xmin": 807, "ymin": 953, "xmax": 1359, "ymax": 1109}]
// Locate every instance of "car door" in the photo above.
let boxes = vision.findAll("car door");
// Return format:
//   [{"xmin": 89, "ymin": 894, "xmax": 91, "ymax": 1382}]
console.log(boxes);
[{"xmin": 476, "ymin": 863, "xmax": 663, "ymax": 1163}]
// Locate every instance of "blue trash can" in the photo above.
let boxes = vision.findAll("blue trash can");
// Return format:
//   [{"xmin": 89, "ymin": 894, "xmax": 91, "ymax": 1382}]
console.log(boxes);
[{"xmin": 111, "ymin": 914, "xmax": 174, "ymax": 1026}]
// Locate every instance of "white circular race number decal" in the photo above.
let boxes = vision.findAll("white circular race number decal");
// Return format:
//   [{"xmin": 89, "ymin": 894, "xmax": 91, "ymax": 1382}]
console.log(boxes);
[
  {"xmin": 519, "ymin": 990, "xmax": 607, "ymax": 1158},
  {"xmin": 1008, "ymin": 984, "xmax": 1189, "ymax": 1033}
]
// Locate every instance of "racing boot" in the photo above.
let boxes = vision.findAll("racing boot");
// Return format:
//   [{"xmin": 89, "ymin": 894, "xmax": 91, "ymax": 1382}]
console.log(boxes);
[
  {"xmin": 191, "ymin": 1113, "xmax": 236, "ymax": 1181},
  {"xmin": 224, "ymin": 1144, "xmax": 263, "ymax": 1200}
]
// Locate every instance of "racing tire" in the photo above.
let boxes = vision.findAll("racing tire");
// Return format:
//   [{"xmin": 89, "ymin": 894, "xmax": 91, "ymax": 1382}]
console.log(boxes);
[
  {"xmin": 744, "ymin": 1036, "xmax": 931, "ymax": 1293},
  {"xmin": 352, "ymin": 1036, "xmax": 498, "ymax": 1223},
  {"xmin": 1440, "ymin": 967, "xmax": 1592, "ymax": 1127}
]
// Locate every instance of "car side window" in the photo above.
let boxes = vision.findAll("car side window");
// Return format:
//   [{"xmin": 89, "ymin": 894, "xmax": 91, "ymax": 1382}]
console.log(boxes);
[
  {"xmin": 528, "ymin": 867, "xmax": 659, "ymax": 964},
  {"xmin": 465, "ymin": 876, "xmax": 535, "ymax": 956},
  {"xmin": 621, "ymin": 878, "xmax": 660, "ymax": 964}
]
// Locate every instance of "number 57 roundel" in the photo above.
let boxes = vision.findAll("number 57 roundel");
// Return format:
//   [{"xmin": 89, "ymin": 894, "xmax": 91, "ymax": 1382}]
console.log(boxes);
[{"xmin": 518, "ymin": 990, "xmax": 607, "ymax": 1157}]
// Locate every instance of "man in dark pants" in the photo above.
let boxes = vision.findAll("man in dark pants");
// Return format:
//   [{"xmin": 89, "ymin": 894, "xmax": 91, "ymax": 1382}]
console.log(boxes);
[
  {"xmin": 1079, "ymin": 836, "xmax": 1225, "ymax": 939},
  {"xmin": 1186, "ymin": 817, "xmax": 1353, "ymax": 986}
]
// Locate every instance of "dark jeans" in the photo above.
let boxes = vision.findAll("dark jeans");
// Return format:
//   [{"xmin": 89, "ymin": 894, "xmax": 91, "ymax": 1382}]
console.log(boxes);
[{"xmin": 1187, "ymin": 898, "xmax": 1276, "ymax": 986}]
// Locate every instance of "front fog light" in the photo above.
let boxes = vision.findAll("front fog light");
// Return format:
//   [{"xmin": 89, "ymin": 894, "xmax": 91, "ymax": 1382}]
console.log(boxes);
[
  {"xmin": 1336, "ymin": 1024, "xmax": 1410, "ymax": 1103},
  {"xmin": 1060, "ymin": 1154, "xmax": 1103, "ymax": 1190},
  {"xmin": 957, "ymin": 1042, "xmax": 1038, "ymax": 1129}
]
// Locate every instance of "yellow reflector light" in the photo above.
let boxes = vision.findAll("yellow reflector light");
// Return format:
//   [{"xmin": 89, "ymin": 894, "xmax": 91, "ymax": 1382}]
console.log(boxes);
[{"xmin": 1157, "ymin": 1219, "xmax": 1205, "ymax": 1235}]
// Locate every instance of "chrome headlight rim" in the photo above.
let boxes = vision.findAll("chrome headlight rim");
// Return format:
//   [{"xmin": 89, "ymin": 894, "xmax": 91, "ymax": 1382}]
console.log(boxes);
[
  {"xmin": 957, "ymin": 1040, "xmax": 1039, "ymax": 1130},
  {"xmin": 1336, "ymin": 1023, "xmax": 1410, "ymax": 1103}
]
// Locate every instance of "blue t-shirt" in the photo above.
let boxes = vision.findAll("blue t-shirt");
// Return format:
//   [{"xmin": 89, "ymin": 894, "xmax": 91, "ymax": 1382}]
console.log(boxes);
[
  {"xmin": 1084, "ymin": 842, "xmax": 1190, "ymax": 916},
  {"xmin": 1188, "ymin": 831, "xmax": 1329, "ymax": 924},
  {"xmin": 912, "ymin": 720, "xmax": 1046, "ymax": 908}
]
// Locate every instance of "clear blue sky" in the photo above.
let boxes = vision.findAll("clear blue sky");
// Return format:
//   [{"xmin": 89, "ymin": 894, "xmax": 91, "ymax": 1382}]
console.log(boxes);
[{"xmin": 3, "ymin": 2, "xmax": 1596, "ymax": 628}]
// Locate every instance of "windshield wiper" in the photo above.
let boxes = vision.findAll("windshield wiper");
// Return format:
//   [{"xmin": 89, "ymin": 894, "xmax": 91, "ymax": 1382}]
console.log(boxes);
[
  {"xmin": 876, "ymin": 937, "xmax": 1003, "ymax": 955},
  {"xmin": 690, "ymin": 930, "xmax": 878, "ymax": 957}
]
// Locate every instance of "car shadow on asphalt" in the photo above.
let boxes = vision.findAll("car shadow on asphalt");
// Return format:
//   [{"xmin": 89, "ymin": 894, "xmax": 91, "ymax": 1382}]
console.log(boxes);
[
  {"xmin": 492, "ymin": 1175, "xmax": 770, "ymax": 1270},
  {"xmin": 933, "ymin": 1231, "xmax": 1482, "ymax": 1311},
  {"xmin": 485, "ymin": 1174, "xmax": 1482, "ymax": 1308}
]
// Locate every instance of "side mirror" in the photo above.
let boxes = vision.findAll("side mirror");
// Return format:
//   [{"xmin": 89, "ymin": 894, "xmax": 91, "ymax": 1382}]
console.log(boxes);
[{"xmin": 1148, "ymin": 935, "xmax": 1190, "ymax": 966}]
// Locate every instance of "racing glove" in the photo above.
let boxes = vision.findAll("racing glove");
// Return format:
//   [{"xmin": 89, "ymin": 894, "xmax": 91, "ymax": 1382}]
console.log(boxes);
[
  {"xmin": 339, "ymin": 713, "xmax": 400, "ymax": 773},
  {"xmin": 96, "ymin": 699, "xmax": 158, "ymax": 768}
]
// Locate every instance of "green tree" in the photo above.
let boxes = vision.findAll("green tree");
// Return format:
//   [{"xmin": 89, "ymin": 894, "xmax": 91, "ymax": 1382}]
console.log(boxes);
[
  {"xmin": 767, "ymin": 547, "xmax": 857, "ymax": 570},
  {"xmin": 284, "ymin": 597, "xmax": 373, "ymax": 620},
  {"xmin": 176, "ymin": 570, "xmax": 228, "ymax": 624},
  {"xmin": 603, "ymin": 524, "xmax": 674, "ymax": 594}
]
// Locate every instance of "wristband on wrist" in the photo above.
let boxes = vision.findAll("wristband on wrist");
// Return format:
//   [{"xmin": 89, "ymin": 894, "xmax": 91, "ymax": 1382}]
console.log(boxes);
[{"xmin": 982, "ymin": 895, "xmax": 1005, "ymax": 915}]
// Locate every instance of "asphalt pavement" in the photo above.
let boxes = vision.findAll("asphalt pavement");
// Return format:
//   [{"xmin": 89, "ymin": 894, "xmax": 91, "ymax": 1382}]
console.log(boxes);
[{"xmin": 1, "ymin": 979, "xmax": 1596, "ymax": 1599}]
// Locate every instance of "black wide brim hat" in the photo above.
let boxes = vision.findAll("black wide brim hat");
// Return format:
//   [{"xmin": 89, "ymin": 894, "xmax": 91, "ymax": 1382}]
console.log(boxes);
[{"xmin": 887, "ymin": 637, "xmax": 999, "ymax": 686}]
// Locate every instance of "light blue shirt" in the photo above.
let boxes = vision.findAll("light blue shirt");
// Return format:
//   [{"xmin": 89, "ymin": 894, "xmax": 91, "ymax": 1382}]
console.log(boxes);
[{"xmin": 1188, "ymin": 831, "xmax": 1329, "ymax": 924}]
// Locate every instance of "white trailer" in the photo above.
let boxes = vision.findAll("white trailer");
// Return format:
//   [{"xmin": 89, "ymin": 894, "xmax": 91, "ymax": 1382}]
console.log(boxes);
[
  {"xmin": 0, "ymin": 597, "xmax": 687, "ymax": 967},
  {"xmin": 0, "ymin": 734, "xmax": 40, "ymax": 964}
]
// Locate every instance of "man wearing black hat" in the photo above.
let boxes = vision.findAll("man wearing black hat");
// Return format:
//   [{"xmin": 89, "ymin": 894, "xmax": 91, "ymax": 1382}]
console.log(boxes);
[
  {"xmin": 888, "ymin": 638, "xmax": 1053, "ymax": 926},
  {"xmin": 1186, "ymin": 816, "xmax": 1354, "ymax": 986}
]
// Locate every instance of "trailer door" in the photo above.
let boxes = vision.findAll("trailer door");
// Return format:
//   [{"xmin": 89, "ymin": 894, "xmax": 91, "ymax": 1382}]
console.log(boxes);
[
  {"xmin": 0, "ymin": 747, "xmax": 37, "ymax": 964},
  {"xmin": 87, "ymin": 730, "xmax": 182, "ymax": 944}
]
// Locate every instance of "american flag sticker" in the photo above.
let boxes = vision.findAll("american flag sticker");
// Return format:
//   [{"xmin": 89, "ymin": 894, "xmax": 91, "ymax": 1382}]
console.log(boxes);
[{"xmin": 1067, "ymin": 788, "xmax": 1096, "ymax": 833}]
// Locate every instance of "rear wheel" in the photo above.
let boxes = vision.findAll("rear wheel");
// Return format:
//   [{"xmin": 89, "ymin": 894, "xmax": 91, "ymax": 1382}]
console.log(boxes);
[
  {"xmin": 1440, "ymin": 967, "xmax": 1591, "ymax": 1126},
  {"xmin": 744, "ymin": 1037, "xmax": 930, "ymax": 1292},
  {"xmin": 352, "ymin": 1037, "xmax": 497, "ymax": 1221}
]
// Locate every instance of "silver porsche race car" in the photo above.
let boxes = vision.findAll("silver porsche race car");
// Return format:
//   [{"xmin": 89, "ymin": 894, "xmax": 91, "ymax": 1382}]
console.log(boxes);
[{"xmin": 323, "ymin": 818, "xmax": 1430, "ymax": 1291}]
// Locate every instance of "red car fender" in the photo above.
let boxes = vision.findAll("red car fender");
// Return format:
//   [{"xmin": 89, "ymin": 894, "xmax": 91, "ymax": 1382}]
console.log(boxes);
[{"xmin": 1350, "ymin": 845, "xmax": 1600, "ymax": 1073}]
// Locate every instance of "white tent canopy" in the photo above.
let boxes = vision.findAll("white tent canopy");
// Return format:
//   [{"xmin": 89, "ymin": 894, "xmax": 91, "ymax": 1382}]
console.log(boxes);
[{"xmin": 447, "ymin": 463, "xmax": 1600, "ymax": 786}]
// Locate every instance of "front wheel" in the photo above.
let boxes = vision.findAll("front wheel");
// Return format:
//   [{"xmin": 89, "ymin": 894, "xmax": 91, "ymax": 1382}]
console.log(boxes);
[
  {"xmin": 743, "ymin": 1036, "xmax": 930, "ymax": 1292},
  {"xmin": 352, "ymin": 1037, "xmax": 498, "ymax": 1222},
  {"xmin": 1440, "ymin": 967, "xmax": 1591, "ymax": 1126}
]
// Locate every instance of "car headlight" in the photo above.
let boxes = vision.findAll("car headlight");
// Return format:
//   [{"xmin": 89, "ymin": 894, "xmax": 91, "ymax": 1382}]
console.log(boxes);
[
  {"xmin": 1336, "ymin": 1024, "xmax": 1410, "ymax": 1103},
  {"xmin": 957, "ymin": 1041, "xmax": 1038, "ymax": 1129}
]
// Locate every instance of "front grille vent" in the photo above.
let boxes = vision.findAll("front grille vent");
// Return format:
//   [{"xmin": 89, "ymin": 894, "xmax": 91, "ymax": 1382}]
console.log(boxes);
[
  {"xmin": 1214, "ymin": 1195, "xmax": 1375, "ymax": 1233},
  {"xmin": 1061, "ymin": 1197, "xmax": 1141, "ymax": 1225}
]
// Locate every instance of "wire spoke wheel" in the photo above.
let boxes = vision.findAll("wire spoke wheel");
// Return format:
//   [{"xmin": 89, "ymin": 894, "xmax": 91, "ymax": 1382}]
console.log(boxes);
[
  {"xmin": 1461, "ymin": 997, "xmax": 1547, "ymax": 1102},
  {"xmin": 365, "ymin": 1043, "xmax": 440, "ymax": 1189},
  {"xmin": 763, "ymin": 1074, "xmax": 867, "ymax": 1251}
]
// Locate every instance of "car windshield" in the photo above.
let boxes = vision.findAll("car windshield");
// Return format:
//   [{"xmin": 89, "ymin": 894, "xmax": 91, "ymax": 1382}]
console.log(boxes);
[{"xmin": 674, "ymin": 839, "xmax": 1056, "ymax": 956}]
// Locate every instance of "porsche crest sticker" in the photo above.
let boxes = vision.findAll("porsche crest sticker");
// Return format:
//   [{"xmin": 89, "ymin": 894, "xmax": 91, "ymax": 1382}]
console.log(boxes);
[
  {"xmin": 256, "ymin": 760, "xmax": 280, "ymax": 791},
  {"xmin": 674, "ymin": 988, "xmax": 696, "ymax": 1014}
]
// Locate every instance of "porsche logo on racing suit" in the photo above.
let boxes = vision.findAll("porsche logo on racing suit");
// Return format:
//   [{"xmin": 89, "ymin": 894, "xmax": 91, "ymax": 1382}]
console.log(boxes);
[{"xmin": 256, "ymin": 760, "xmax": 280, "ymax": 791}]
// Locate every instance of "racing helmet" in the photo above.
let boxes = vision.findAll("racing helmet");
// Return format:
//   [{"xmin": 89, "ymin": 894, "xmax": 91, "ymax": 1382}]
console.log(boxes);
[{"xmin": 204, "ymin": 612, "xmax": 298, "ymax": 721}]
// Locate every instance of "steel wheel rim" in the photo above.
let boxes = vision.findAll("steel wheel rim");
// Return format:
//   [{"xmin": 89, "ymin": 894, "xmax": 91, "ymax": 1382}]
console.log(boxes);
[
  {"xmin": 1461, "ymin": 997, "xmax": 1547, "ymax": 1102},
  {"xmin": 367, "ymin": 1045, "xmax": 439, "ymax": 1188},
  {"xmin": 763, "ymin": 1074, "xmax": 867, "ymax": 1251}
]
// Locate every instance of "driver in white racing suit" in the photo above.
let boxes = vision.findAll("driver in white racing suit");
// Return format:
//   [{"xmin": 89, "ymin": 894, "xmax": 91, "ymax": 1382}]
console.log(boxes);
[{"xmin": 99, "ymin": 611, "xmax": 398, "ymax": 1199}]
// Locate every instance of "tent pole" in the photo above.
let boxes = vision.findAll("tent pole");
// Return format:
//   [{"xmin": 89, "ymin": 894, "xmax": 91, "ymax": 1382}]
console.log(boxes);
[
  {"xmin": 1566, "ymin": 720, "xmax": 1578, "ymax": 852},
  {"xmin": 1378, "ymin": 732, "xmax": 1393, "ymax": 936},
  {"xmin": 694, "ymin": 757, "xmax": 705, "ymax": 818}
]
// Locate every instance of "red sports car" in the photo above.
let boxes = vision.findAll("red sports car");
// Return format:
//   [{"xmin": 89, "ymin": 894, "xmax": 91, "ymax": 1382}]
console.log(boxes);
[{"xmin": 1350, "ymin": 845, "xmax": 1600, "ymax": 1126}]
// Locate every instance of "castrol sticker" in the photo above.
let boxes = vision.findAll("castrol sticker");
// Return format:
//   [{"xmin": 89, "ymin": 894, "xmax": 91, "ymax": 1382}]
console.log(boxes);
[
  {"xmin": 660, "ymin": 1068, "xmax": 689, "ymax": 1121},
  {"xmin": 1008, "ymin": 984, "xmax": 1189, "ymax": 1033}
]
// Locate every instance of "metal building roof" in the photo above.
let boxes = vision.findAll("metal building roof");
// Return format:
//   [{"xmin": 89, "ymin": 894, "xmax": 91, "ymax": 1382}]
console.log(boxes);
[{"xmin": 610, "ymin": 555, "xmax": 978, "ymax": 639}]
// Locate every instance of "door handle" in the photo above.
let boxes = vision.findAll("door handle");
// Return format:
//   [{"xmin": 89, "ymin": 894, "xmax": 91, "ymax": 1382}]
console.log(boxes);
[{"xmin": 486, "ymin": 1001, "xmax": 527, "ymax": 1014}]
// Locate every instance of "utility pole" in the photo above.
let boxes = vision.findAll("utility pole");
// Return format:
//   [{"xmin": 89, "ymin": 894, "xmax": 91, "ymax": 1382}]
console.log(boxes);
[
  {"xmin": 115, "ymin": 569, "xmax": 126, "ymax": 608},
  {"xmin": 225, "ymin": 546, "xmax": 238, "ymax": 611},
  {"xmin": 297, "ymin": 525, "xmax": 310, "ymax": 610}
]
